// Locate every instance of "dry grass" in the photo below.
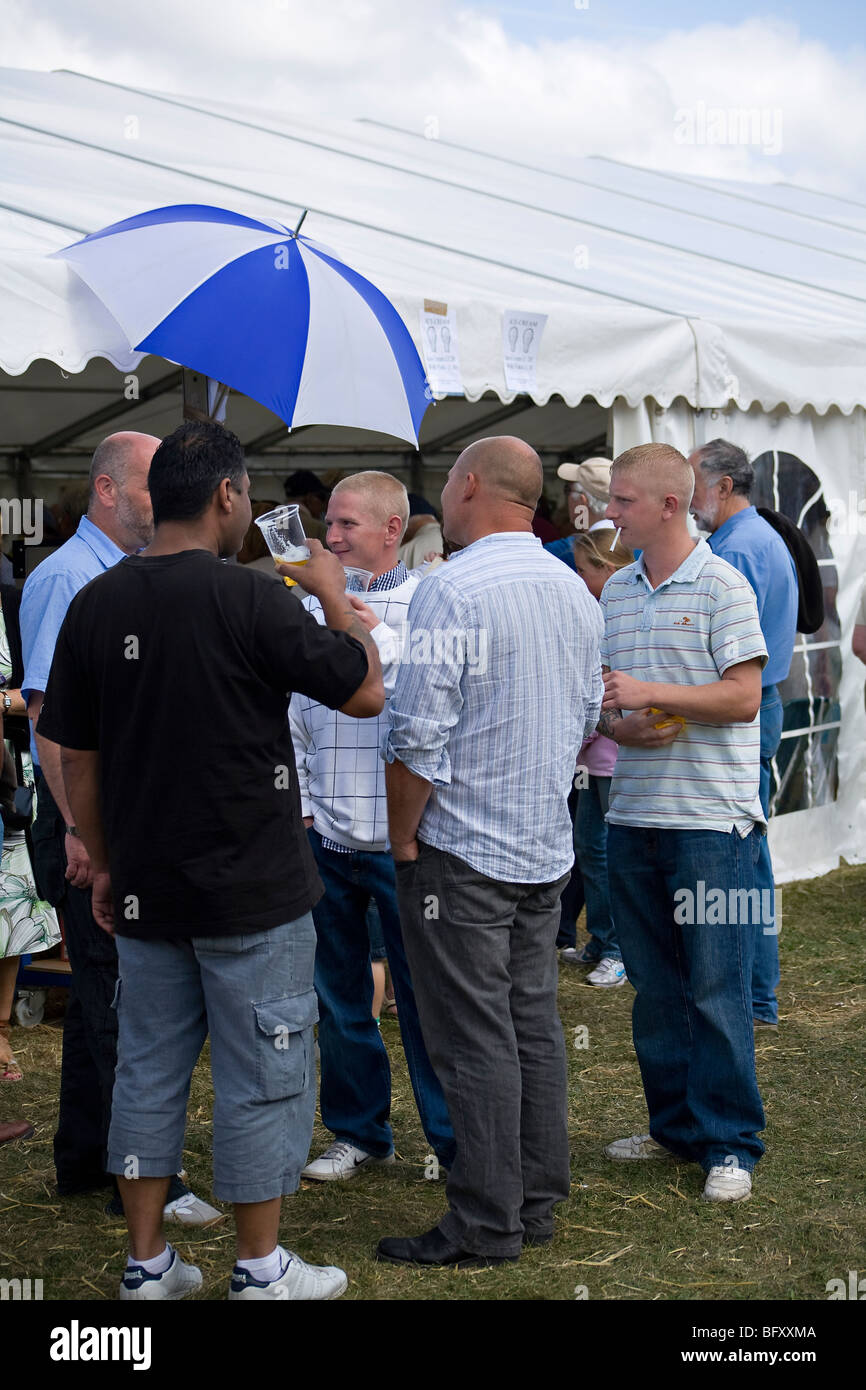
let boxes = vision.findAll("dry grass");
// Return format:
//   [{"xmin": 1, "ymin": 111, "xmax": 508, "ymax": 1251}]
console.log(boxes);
[{"xmin": 1, "ymin": 863, "xmax": 864, "ymax": 1301}]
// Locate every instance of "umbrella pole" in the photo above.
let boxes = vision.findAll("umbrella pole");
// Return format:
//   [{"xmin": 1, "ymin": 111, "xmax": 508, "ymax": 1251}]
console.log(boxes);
[{"xmin": 182, "ymin": 368, "xmax": 228, "ymax": 424}]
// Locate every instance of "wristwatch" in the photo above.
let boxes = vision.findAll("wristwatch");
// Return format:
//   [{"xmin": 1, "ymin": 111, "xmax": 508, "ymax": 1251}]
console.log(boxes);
[
  {"xmin": 65, "ymin": 824, "xmax": 82, "ymax": 838},
  {"xmin": 1, "ymin": 693, "xmax": 11, "ymax": 713}
]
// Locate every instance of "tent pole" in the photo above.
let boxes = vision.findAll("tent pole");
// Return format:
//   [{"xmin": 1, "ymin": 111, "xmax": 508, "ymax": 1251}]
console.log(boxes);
[{"xmin": 182, "ymin": 369, "xmax": 228, "ymax": 424}]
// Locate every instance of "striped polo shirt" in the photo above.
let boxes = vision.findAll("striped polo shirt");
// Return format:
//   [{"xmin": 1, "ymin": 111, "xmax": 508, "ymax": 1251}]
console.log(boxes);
[{"xmin": 599, "ymin": 538, "xmax": 767, "ymax": 835}]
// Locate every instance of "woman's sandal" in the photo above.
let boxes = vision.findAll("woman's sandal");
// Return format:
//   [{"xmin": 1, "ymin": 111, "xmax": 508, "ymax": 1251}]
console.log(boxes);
[
  {"xmin": 0, "ymin": 1022, "xmax": 23, "ymax": 1082},
  {"xmin": 382, "ymin": 995, "xmax": 398, "ymax": 1019}
]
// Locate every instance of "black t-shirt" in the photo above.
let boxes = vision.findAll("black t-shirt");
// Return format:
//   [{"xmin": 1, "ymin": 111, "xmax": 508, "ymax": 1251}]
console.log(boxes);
[{"xmin": 38, "ymin": 550, "xmax": 368, "ymax": 939}]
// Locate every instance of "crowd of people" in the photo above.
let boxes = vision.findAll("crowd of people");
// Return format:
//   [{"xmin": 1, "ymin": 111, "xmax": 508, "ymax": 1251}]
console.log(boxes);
[{"xmin": 0, "ymin": 418, "xmax": 837, "ymax": 1300}]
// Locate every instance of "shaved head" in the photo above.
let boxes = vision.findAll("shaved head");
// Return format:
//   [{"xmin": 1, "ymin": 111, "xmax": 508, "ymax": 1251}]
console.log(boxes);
[
  {"xmin": 440, "ymin": 435, "xmax": 544, "ymax": 547},
  {"xmin": 611, "ymin": 443, "xmax": 694, "ymax": 510},
  {"xmin": 456, "ymin": 436, "xmax": 543, "ymax": 509},
  {"xmin": 89, "ymin": 431, "xmax": 160, "ymax": 499}
]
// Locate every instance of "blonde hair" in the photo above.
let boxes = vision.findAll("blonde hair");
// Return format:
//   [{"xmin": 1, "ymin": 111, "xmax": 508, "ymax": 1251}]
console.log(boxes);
[
  {"xmin": 573, "ymin": 531, "xmax": 634, "ymax": 572},
  {"xmin": 612, "ymin": 443, "xmax": 695, "ymax": 509},
  {"xmin": 331, "ymin": 471, "xmax": 409, "ymax": 540}
]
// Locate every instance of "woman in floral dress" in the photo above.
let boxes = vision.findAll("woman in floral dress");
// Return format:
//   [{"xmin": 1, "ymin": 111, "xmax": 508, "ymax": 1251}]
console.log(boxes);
[{"xmin": 0, "ymin": 579, "xmax": 61, "ymax": 1080}]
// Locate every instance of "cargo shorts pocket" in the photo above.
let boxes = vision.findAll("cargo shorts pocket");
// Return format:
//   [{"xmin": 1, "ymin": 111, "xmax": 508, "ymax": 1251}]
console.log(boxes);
[{"xmin": 253, "ymin": 990, "xmax": 319, "ymax": 1103}]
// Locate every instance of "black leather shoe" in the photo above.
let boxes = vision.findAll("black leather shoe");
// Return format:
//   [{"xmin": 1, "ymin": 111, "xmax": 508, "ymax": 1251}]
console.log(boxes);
[
  {"xmin": 522, "ymin": 1229, "xmax": 553, "ymax": 1247},
  {"xmin": 376, "ymin": 1223, "xmax": 519, "ymax": 1268}
]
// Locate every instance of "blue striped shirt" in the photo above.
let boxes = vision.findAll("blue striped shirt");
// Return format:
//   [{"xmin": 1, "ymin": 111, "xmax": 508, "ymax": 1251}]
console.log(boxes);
[
  {"xmin": 382, "ymin": 531, "xmax": 604, "ymax": 883},
  {"xmin": 599, "ymin": 539, "xmax": 768, "ymax": 834}
]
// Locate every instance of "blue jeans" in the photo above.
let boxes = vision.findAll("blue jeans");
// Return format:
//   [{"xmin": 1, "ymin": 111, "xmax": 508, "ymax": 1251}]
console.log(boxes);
[
  {"xmin": 753, "ymin": 686, "xmax": 783, "ymax": 1023},
  {"xmin": 309, "ymin": 832, "xmax": 456, "ymax": 1168},
  {"xmin": 607, "ymin": 825, "xmax": 766, "ymax": 1172},
  {"xmin": 108, "ymin": 917, "xmax": 318, "ymax": 1204},
  {"xmin": 574, "ymin": 776, "xmax": 621, "ymax": 961}
]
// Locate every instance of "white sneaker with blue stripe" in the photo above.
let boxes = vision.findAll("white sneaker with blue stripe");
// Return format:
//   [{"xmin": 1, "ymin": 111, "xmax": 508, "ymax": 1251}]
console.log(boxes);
[
  {"xmin": 119, "ymin": 1245, "xmax": 202, "ymax": 1300},
  {"xmin": 228, "ymin": 1246, "xmax": 347, "ymax": 1300},
  {"xmin": 586, "ymin": 958, "xmax": 628, "ymax": 988}
]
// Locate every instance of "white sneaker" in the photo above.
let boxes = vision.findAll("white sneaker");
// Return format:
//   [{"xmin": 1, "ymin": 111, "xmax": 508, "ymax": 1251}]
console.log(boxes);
[
  {"xmin": 586, "ymin": 958, "xmax": 628, "ymax": 988},
  {"xmin": 604, "ymin": 1133, "xmax": 677, "ymax": 1161},
  {"xmin": 702, "ymin": 1165, "xmax": 752, "ymax": 1202},
  {"xmin": 301, "ymin": 1141, "xmax": 395, "ymax": 1182},
  {"xmin": 228, "ymin": 1246, "xmax": 347, "ymax": 1300},
  {"xmin": 163, "ymin": 1191, "xmax": 224, "ymax": 1228},
  {"xmin": 119, "ymin": 1245, "xmax": 202, "ymax": 1300}
]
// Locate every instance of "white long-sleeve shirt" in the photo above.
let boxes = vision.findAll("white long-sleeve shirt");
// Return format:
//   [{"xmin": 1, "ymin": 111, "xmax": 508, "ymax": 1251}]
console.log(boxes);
[{"xmin": 289, "ymin": 570, "xmax": 419, "ymax": 851}]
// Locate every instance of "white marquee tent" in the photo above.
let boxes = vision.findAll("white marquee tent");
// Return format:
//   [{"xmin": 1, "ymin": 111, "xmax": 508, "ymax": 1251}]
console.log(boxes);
[{"xmin": 1, "ymin": 66, "xmax": 864, "ymax": 883}]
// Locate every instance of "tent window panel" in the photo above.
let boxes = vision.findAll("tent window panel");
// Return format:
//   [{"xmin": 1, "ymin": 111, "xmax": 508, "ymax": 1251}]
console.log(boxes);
[
  {"xmin": 779, "ymin": 641, "xmax": 842, "ymax": 706},
  {"xmin": 751, "ymin": 449, "xmax": 843, "ymax": 817},
  {"xmin": 770, "ymin": 698, "xmax": 841, "ymax": 814}
]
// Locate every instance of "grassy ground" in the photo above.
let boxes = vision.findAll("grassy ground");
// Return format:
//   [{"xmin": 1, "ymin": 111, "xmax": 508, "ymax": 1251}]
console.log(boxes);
[{"xmin": 1, "ymin": 863, "xmax": 863, "ymax": 1302}]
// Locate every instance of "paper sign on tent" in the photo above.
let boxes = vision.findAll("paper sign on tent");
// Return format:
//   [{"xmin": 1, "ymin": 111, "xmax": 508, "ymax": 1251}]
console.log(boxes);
[
  {"xmin": 502, "ymin": 309, "xmax": 547, "ymax": 393},
  {"xmin": 420, "ymin": 299, "xmax": 463, "ymax": 395}
]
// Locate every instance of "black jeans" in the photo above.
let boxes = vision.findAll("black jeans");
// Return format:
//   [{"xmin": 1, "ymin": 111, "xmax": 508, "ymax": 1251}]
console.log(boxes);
[
  {"xmin": 32, "ymin": 771, "xmax": 190, "ymax": 1201},
  {"xmin": 555, "ymin": 785, "xmax": 585, "ymax": 948},
  {"xmin": 395, "ymin": 842, "xmax": 571, "ymax": 1255},
  {"xmin": 31, "ymin": 771, "xmax": 118, "ymax": 1188}
]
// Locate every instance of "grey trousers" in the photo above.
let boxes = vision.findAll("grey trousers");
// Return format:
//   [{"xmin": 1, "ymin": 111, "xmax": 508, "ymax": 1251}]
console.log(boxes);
[{"xmin": 394, "ymin": 841, "xmax": 571, "ymax": 1256}]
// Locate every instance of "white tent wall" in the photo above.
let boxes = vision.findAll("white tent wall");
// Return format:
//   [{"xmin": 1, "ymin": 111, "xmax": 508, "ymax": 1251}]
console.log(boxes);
[
  {"xmin": 2, "ymin": 68, "xmax": 865, "ymax": 886},
  {"xmin": 613, "ymin": 397, "xmax": 866, "ymax": 883}
]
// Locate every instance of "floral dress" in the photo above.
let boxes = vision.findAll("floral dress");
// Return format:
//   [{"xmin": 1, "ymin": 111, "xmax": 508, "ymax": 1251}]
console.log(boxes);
[{"xmin": 0, "ymin": 603, "xmax": 61, "ymax": 959}]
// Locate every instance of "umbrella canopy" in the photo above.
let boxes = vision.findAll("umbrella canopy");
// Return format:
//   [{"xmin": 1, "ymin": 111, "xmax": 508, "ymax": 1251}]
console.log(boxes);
[{"xmin": 52, "ymin": 204, "xmax": 432, "ymax": 446}]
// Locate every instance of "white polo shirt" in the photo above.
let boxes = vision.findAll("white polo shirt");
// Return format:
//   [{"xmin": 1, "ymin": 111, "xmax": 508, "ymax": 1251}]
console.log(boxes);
[{"xmin": 599, "ymin": 539, "xmax": 768, "ymax": 835}]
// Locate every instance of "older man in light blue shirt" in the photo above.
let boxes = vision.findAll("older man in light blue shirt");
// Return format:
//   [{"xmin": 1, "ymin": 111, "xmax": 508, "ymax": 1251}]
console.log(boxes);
[
  {"xmin": 689, "ymin": 440, "xmax": 798, "ymax": 1027},
  {"xmin": 377, "ymin": 436, "xmax": 603, "ymax": 1269},
  {"xmin": 22, "ymin": 515, "xmax": 129, "ymax": 763}
]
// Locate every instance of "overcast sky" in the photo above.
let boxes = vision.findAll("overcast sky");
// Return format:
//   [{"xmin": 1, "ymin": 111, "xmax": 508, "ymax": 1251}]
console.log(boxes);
[{"xmin": 2, "ymin": 0, "xmax": 864, "ymax": 198}]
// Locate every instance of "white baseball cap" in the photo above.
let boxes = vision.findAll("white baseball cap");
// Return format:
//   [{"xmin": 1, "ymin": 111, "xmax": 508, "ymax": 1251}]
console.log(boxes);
[{"xmin": 556, "ymin": 457, "xmax": 612, "ymax": 503}]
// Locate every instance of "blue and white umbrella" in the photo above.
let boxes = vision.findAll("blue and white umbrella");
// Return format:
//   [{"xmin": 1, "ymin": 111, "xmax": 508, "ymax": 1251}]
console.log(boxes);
[{"xmin": 53, "ymin": 204, "xmax": 431, "ymax": 446}]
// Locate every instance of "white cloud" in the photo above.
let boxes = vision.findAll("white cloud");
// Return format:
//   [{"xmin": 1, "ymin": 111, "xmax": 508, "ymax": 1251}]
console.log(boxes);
[{"xmin": 2, "ymin": 0, "xmax": 864, "ymax": 197}]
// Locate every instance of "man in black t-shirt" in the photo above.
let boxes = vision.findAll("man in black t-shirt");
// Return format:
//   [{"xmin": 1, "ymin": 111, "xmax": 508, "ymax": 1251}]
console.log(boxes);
[{"xmin": 39, "ymin": 421, "xmax": 384, "ymax": 1302}]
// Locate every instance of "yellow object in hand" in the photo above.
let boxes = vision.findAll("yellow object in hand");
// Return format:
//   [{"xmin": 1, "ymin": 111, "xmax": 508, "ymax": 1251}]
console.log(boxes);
[
  {"xmin": 650, "ymin": 707, "xmax": 685, "ymax": 730},
  {"xmin": 275, "ymin": 556, "xmax": 308, "ymax": 588}
]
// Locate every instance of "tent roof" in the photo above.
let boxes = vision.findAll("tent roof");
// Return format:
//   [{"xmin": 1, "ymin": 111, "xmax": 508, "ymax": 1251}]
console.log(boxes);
[{"xmin": 2, "ymin": 66, "xmax": 865, "ymax": 417}]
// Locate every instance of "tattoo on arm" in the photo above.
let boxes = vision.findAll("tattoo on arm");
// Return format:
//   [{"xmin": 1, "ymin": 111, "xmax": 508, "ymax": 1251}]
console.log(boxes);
[
  {"xmin": 339, "ymin": 604, "xmax": 376, "ymax": 652},
  {"xmin": 597, "ymin": 709, "xmax": 623, "ymax": 739}
]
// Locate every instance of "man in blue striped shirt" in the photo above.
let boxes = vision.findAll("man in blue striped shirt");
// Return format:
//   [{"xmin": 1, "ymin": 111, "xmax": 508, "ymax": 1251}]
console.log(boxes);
[
  {"xmin": 599, "ymin": 443, "xmax": 767, "ymax": 1204},
  {"xmin": 378, "ymin": 436, "xmax": 603, "ymax": 1267}
]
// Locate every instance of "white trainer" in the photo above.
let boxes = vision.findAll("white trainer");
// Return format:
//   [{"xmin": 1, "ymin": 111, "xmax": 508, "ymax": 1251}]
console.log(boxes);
[
  {"xmin": 119, "ymin": 1245, "xmax": 202, "ymax": 1300},
  {"xmin": 163, "ymin": 1192, "xmax": 224, "ymax": 1228},
  {"xmin": 702, "ymin": 1165, "xmax": 752, "ymax": 1202},
  {"xmin": 586, "ymin": 958, "xmax": 628, "ymax": 988},
  {"xmin": 228, "ymin": 1246, "xmax": 347, "ymax": 1300},
  {"xmin": 604, "ymin": 1133, "xmax": 677, "ymax": 1161},
  {"xmin": 301, "ymin": 1141, "xmax": 395, "ymax": 1182}
]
